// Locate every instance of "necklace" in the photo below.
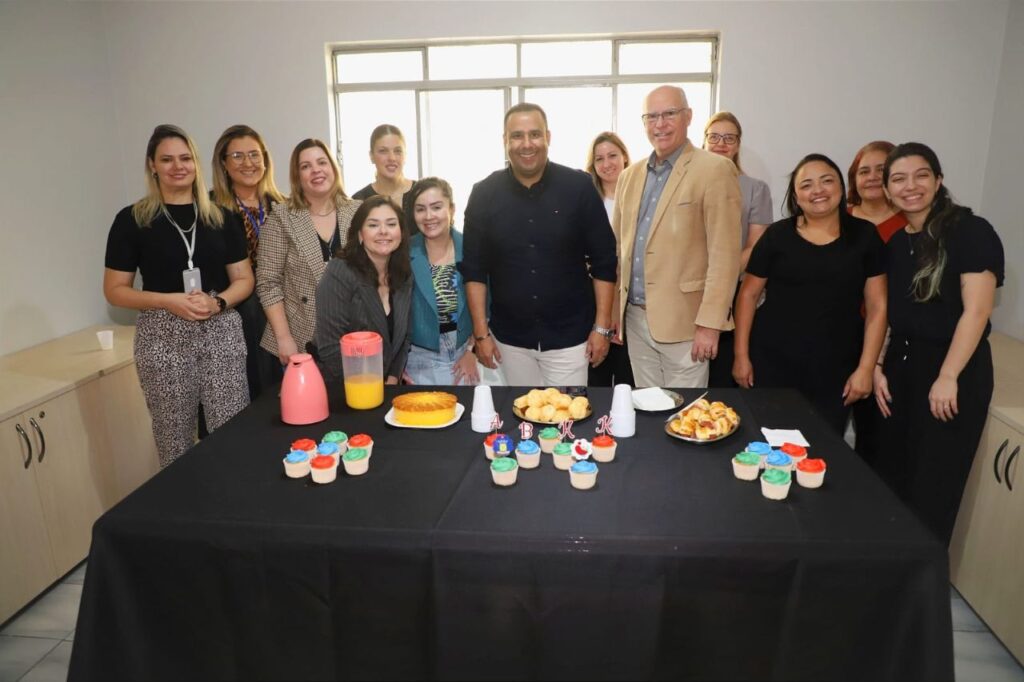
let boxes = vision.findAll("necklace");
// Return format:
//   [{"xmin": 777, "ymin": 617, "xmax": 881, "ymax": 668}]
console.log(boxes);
[{"xmin": 312, "ymin": 205, "xmax": 336, "ymax": 217}]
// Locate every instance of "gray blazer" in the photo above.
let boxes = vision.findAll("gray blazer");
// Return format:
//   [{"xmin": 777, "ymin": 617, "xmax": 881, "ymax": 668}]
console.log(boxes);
[{"xmin": 314, "ymin": 258, "xmax": 412, "ymax": 382}]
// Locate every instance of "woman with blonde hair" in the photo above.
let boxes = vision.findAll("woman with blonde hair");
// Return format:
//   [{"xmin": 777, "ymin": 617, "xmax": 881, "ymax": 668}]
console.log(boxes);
[
  {"xmin": 352, "ymin": 124, "xmax": 416, "ymax": 228},
  {"xmin": 103, "ymin": 124, "xmax": 253, "ymax": 467},
  {"xmin": 585, "ymin": 131, "xmax": 634, "ymax": 387},
  {"xmin": 210, "ymin": 124, "xmax": 286, "ymax": 401},
  {"xmin": 256, "ymin": 138, "xmax": 361, "ymax": 372},
  {"xmin": 702, "ymin": 111, "xmax": 774, "ymax": 387}
]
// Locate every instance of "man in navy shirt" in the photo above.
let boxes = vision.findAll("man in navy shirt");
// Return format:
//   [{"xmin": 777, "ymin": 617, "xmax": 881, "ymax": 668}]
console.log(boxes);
[{"xmin": 460, "ymin": 103, "xmax": 618, "ymax": 386}]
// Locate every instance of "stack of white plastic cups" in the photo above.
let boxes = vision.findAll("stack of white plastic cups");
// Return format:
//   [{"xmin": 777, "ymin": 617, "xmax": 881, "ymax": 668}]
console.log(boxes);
[
  {"xmin": 609, "ymin": 384, "xmax": 636, "ymax": 437},
  {"xmin": 471, "ymin": 385, "xmax": 498, "ymax": 433}
]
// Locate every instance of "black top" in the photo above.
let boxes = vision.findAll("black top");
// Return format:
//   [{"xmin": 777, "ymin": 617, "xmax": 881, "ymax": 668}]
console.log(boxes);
[
  {"xmin": 352, "ymin": 184, "xmax": 415, "ymax": 233},
  {"xmin": 746, "ymin": 214, "xmax": 885, "ymax": 361},
  {"xmin": 886, "ymin": 212, "xmax": 1004, "ymax": 343},
  {"xmin": 459, "ymin": 162, "xmax": 617, "ymax": 350},
  {"xmin": 317, "ymin": 216, "xmax": 342, "ymax": 263},
  {"xmin": 105, "ymin": 203, "xmax": 248, "ymax": 293}
]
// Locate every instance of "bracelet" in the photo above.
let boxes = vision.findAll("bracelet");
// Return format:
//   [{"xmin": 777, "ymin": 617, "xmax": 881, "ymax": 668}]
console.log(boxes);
[{"xmin": 474, "ymin": 331, "xmax": 491, "ymax": 342}]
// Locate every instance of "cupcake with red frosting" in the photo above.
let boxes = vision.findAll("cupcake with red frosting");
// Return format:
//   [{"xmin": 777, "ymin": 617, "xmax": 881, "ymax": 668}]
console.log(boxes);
[
  {"xmin": 484, "ymin": 432, "xmax": 507, "ymax": 460},
  {"xmin": 591, "ymin": 435, "xmax": 617, "ymax": 463},
  {"xmin": 291, "ymin": 438, "xmax": 318, "ymax": 457},
  {"xmin": 780, "ymin": 442, "xmax": 808, "ymax": 467},
  {"xmin": 796, "ymin": 458, "xmax": 827, "ymax": 488},
  {"xmin": 348, "ymin": 433, "xmax": 373, "ymax": 458},
  {"xmin": 310, "ymin": 455, "xmax": 338, "ymax": 484}
]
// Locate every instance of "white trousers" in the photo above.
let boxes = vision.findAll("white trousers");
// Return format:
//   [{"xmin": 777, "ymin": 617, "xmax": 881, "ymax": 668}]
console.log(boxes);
[
  {"xmin": 494, "ymin": 338, "xmax": 589, "ymax": 386},
  {"xmin": 625, "ymin": 303, "xmax": 708, "ymax": 388}
]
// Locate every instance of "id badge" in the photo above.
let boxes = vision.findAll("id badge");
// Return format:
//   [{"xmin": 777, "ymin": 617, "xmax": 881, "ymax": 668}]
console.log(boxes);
[{"xmin": 182, "ymin": 267, "xmax": 202, "ymax": 293}]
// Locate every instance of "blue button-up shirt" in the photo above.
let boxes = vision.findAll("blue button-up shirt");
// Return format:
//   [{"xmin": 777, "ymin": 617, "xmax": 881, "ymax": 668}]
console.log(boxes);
[{"xmin": 628, "ymin": 145, "xmax": 685, "ymax": 305}]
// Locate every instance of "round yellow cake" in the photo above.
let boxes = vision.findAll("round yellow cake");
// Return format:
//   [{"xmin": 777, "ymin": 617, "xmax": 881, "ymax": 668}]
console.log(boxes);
[{"xmin": 392, "ymin": 391, "xmax": 458, "ymax": 426}]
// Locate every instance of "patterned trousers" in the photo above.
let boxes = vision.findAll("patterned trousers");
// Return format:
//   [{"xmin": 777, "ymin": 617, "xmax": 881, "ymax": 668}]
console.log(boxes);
[{"xmin": 134, "ymin": 309, "xmax": 249, "ymax": 467}]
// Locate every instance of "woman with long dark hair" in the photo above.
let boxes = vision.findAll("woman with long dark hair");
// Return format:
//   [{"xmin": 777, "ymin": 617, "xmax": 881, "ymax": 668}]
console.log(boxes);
[
  {"xmin": 314, "ymin": 195, "xmax": 412, "ymax": 383},
  {"xmin": 874, "ymin": 142, "xmax": 1004, "ymax": 544},
  {"xmin": 733, "ymin": 153, "xmax": 887, "ymax": 434}
]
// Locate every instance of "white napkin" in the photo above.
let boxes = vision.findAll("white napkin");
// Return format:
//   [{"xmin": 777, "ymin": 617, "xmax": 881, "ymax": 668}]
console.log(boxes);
[
  {"xmin": 760, "ymin": 428, "xmax": 810, "ymax": 448},
  {"xmin": 632, "ymin": 387, "xmax": 676, "ymax": 411}
]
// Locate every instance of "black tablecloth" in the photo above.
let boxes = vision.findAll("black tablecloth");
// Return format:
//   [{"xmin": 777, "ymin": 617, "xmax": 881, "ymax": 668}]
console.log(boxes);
[{"xmin": 68, "ymin": 387, "xmax": 953, "ymax": 681}]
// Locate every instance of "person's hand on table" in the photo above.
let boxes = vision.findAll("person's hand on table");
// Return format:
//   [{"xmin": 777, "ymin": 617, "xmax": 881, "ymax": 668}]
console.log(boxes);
[{"xmin": 929, "ymin": 374, "xmax": 959, "ymax": 422}]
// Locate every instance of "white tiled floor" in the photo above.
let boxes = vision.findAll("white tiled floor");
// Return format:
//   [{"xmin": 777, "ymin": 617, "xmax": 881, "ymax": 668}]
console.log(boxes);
[{"xmin": 1, "ymin": 562, "xmax": 1022, "ymax": 681}]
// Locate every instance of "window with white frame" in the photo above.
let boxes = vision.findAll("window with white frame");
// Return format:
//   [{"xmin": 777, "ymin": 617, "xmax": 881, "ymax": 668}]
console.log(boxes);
[{"xmin": 332, "ymin": 35, "xmax": 717, "ymax": 229}]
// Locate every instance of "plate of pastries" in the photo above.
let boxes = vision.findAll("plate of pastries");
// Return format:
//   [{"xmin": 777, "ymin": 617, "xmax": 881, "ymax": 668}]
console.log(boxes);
[
  {"xmin": 665, "ymin": 398, "xmax": 740, "ymax": 443},
  {"xmin": 512, "ymin": 388, "xmax": 592, "ymax": 424}
]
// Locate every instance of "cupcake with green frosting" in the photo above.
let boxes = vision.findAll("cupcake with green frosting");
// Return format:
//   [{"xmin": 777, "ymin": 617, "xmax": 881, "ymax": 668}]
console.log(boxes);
[
  {"xmin": 342, "ymin": 447, "xmax": 370, "ymax": 476},
  {"xmin": 538, "ymin": 427, "xmax": 561, "ymax": 454},
  {"xmin": 490, "ymin": 456, "xmax": 519, "ymax": 487},
  {"xmin": 732, "ymin": 451, "xmax": 761, "ymax": 481},
  {"xmin": 322, "ymin": 431, "xmax": 349, "ymax": 455},
  {"xmin": 760, "ymin": 468, "xmax": 792, "ymax": 500},
  {"xmin": 551, "ymin": 442, "xmax": 573, "ymax": 471}
]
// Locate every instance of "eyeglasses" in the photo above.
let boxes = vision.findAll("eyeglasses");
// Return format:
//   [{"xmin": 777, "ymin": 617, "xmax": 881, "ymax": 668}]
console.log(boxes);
[
  {"xmin": 705, "ymin": 133, "xmax": 740, "ymax": 145},
  {"xmin": 226, "ymin": 151, "xmax": 264, "ymax": 165},
  {"xmin": 641, "ymin": 108, "xmax": 687, "ymax": 124}
]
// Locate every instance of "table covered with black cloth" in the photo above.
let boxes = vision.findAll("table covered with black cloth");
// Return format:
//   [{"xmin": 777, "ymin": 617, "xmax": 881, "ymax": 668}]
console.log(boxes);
[{"xmin": 68, "ymin": 387, "xmax": 953, "ymax": 681}]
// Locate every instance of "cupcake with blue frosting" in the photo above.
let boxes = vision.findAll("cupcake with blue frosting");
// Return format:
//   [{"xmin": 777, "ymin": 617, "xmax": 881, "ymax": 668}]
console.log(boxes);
[
  {"xmin": 765, "ymin": 449, "xmax": 793, "ymax": 472},
  {"xmin": 570, "ymin": 460, "xmax": 599, "ymax": 490},
  {"xmin": 746, "ymin": 441, "xmax": 772, "ymax": 469},
  {"xmin": 515, "ymin": 439, "xmax": 541, "ymax": 469},
  {"xmin": 283, "ymin": 450, "xmax": 310, "ymax": 478}
]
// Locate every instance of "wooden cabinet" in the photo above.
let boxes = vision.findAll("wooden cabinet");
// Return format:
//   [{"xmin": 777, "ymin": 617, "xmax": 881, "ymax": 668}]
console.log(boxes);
[
  {"xmin": 0, "ymin": 326, "xmax": 158, "ymax": 624},
  {"xmin": 0, "ymin": 413, "xmax": 58, "ymax": 621},
  {"xmin": 950, "ymin": 332, "xmax": 1024, "ymax": 663}
]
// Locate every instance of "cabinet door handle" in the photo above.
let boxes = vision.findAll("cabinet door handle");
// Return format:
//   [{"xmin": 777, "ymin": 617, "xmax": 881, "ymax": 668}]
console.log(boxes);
[
  {"xmin": 29, "ymin": 417, "xmax": 46, "ymax": 463},
  {"xmin": 1006, "ymin": 446, "xmax": 1020, "ymax": 492},
  {"xmin": 994, "ymin": 439, "xmax": 1009, "ymax": 483},
  {"xmin": 15, "ymin": 423, "xmax": 32, "ymax": 469}
]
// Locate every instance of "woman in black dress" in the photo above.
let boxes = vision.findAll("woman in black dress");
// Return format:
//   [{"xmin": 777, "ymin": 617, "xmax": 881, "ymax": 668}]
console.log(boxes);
[
  {"xmin": 874, "ymin": 142, "xmax": 1004, "ymax": 545},
  {"xmin": 733, "ymin": 154, "xmax": 887, "ymax": 435}
]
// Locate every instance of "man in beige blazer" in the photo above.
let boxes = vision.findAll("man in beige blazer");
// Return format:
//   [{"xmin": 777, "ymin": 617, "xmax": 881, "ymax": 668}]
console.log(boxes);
[{"xmin": 612, "ymin": 86, "xmax": 742, "ymax": 388}]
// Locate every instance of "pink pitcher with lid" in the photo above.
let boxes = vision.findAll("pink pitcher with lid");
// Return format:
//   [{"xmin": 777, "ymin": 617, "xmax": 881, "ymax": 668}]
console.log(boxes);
[{"xmin": 280, "ymin": 353, "xmax": 329, "ymax": 424}]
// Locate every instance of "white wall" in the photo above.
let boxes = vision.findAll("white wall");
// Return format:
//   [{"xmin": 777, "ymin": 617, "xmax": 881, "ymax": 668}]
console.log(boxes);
[
  {"xmin": 1, "ymin": 0, "xmax": 1019, "ymax": 353},
  {"xmin": 0, "ymin": 1, "xmax": 124, "ymax": 355},
  {"xmin": 984, "ymin": 0, "xmax": 1024, "ymax": 339}
]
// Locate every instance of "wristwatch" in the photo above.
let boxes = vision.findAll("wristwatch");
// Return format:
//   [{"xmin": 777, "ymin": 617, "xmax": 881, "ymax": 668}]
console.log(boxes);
[
  {"xmin": 592, "ymin": 325, "xmax": 614, "ymax": 339},
  {"xmin": 214, "ymin": 296, "xmax": 227, "ymax": 313}
]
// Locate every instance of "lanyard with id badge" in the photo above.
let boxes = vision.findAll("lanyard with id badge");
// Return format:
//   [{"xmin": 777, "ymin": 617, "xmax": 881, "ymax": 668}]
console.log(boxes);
[{"xmin": 163, "ymin": 203, "xmax": 201, "ymax": 292}]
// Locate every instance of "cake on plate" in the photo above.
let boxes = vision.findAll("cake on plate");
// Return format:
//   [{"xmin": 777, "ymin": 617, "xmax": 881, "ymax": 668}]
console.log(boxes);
[{"xmin": 392, "ymin": 391, "xmax": 458, "ymax": 426}]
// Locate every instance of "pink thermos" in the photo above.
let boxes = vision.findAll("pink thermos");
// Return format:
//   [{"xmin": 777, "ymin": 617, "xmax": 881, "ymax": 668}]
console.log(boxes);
[{"xmin": 280, "ymin": 353, "xmax": 329, "ymax": 425}]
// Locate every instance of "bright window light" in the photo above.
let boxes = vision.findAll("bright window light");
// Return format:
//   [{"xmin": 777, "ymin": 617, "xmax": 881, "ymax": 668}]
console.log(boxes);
[
  {"xmin": 335, "ymin": 51, "xmax": 422, "ymax": 84},
  {"xmin": 428, "ymin": 44, "xmax": 516, "ymax": 80},
  {"xmin": 619, "ymin": 42, "xmax": 712, "ymax": 74},
  {"xmin": 524, "ymin": 87, "xmax": 613, "ymax": 171},
  {"xmin": 521, "ymin": 41, "xmax": 612, "ymax": 77}
]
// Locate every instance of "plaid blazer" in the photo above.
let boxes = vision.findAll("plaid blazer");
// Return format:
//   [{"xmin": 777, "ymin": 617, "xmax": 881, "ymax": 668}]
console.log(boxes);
[{"xmin": 255, "ymin": 199, "xmax": 361, "ymax": 356}]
